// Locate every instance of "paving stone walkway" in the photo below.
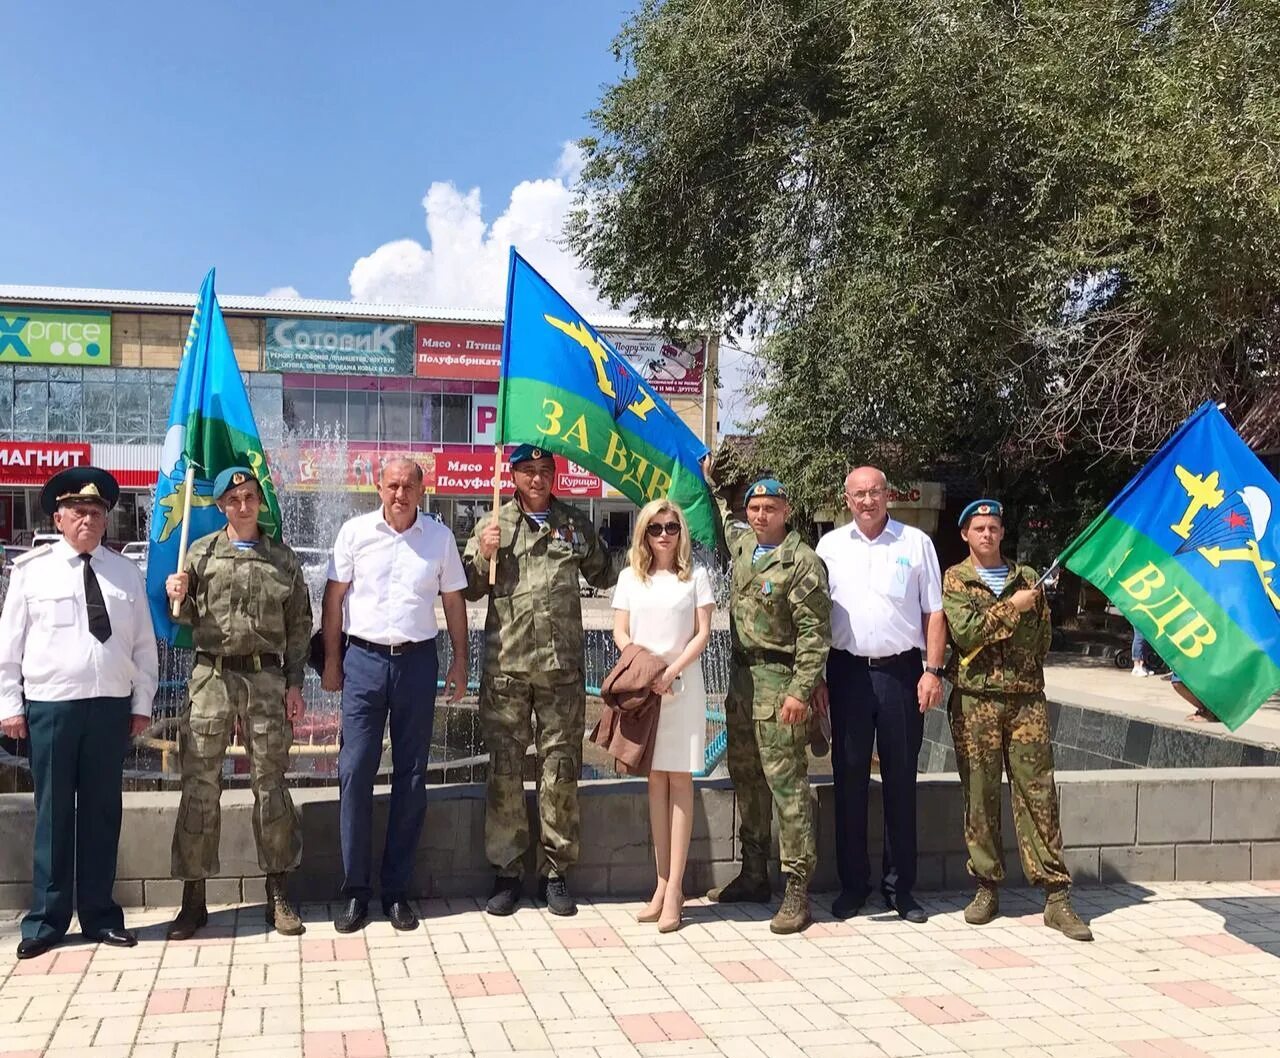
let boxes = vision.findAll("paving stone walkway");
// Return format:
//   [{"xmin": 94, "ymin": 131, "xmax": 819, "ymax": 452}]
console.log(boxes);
[{"xmin": 2, "ymin": 882, "xmax": 1279, "ymax": 1058}]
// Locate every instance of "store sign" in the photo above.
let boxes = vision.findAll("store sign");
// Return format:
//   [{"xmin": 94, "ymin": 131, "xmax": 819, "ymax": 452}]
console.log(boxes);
[
  {"xmin": 414, "ymin": 322, "xmax": 503, "ymax": 380},
  {"xmin": 472, "ymin": 394, "xmax": 499, "ymax": 445},
  {"xmin": 285, "ymin": 443, "xmax": 602, "ymax": 497},
  {"xmin": 264, "ymin": 317, "xmax": 413, "ymax": 375},
  {"xmin": 0, "ymin": 307, "xmax": 111, "ymax": 366},
  {"xmin": 0, "ymin": 442, "xmax": 91, "ymax": 485},
  {"xmin": 602, "ymin": 332, "xmax": 707, "ymax": 396}
]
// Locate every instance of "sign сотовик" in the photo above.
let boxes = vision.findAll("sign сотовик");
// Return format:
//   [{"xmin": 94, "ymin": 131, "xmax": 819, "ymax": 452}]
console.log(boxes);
[{"xmin": 265, "ymin": 317, "xmax": 414, "ymax": 375}]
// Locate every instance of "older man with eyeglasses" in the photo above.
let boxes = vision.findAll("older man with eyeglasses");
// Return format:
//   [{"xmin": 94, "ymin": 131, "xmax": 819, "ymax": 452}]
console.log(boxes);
[{"xmin": 812, "ymin": 467, "xmax": 945, "ymax": 924}]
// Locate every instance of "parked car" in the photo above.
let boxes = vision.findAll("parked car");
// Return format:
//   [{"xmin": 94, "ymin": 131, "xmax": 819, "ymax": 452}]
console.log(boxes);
[
  {"xmin": 120, "ymin": 541, "xmax": 149, "ymax": 575},
  {"xmin": 31, "ymin": 532, "xmax": 61, "ymax": 549}
]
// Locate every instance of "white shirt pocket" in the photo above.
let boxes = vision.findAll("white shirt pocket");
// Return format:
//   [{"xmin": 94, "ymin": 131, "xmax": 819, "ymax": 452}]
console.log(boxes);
[
  {"xmin": 36, "ymin": 594, "xmax": 77, "ymax": 628},
  {"xmin": 884, "ymin": 554, "xmax": 913, "ymax": 601}
]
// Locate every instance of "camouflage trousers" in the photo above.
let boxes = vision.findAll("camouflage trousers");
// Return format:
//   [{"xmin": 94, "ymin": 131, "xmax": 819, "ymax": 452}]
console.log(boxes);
[
  {"xmin": 948, "ymin": 691, "xmax": 1070, "ymax": 888},
  {"xmin": 479, "ymin": 668, "xmax": 585, "ymax": 877},
  {"xmin": 725, "ymin": 661, "xmax": 816, "ymax": 883},
  {"xmin": 172, "ymin": 660, "xmax": 302, "ymax": 880}
]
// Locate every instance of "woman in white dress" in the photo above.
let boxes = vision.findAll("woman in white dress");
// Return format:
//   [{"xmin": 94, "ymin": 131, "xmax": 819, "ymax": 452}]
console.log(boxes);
[{"xmin": 612, "ymin": 499, "xmax": 715, "ymax": 932}]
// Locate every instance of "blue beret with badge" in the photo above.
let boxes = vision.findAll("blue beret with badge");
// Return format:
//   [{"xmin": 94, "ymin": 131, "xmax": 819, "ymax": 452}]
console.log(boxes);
[
  {"xmin": 745, "ymin": 478, "xmax": 788, "ymax": 501},
  {"xmin": 958, "ymin": 498, "xmax": 1004, "ymax": 527},
  {"xmin": 510, "ymin": 444, "xmax": 553, "ymax": 467},
  {"xmin": 212, "ymin": 466, "xmax": 260, "ymax": 501}
]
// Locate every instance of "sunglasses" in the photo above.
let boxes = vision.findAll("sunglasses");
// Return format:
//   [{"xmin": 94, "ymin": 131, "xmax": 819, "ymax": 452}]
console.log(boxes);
[{"xmin": 645, "ymin": 521, "xmax": 681, "ymax": 538}]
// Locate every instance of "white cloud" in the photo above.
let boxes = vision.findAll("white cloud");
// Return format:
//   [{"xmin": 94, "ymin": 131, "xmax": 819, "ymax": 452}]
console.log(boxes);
[
  {"xmin": 348, "ymin": 142, "xmax": 607, "ymax": 314},
  {"xmin": 346, "ymin": 141, "xmax": 753, "ymax": 430},
  {"xmin": 264, "ymin": 285, "xmax": 302, "ymax": 299}
]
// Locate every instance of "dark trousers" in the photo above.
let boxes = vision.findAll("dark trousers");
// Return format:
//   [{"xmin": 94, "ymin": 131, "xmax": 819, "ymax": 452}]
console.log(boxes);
[
  {"xmin": 827, "ymin": 648, "xmax": 924, "ymax": 900},
  {"xmin": 338, "ymin": 641, "xmax": 439, "ymax": 903},
  {"xmin": 22, "ymin": 696, "xmax": 131, "ymax": 942}
]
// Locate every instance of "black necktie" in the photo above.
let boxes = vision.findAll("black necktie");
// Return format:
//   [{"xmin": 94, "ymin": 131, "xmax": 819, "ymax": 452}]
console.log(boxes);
[{"xmin": 80, "ymin": 554, "xmax": 112, "ymax": 643}]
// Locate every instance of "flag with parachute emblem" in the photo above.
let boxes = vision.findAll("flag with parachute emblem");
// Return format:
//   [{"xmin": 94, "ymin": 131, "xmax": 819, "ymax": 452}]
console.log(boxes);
[
  {"xmin": 146, "ymin": 269, "xmax": 282, "ymax": 644},
  {"xmin": 1059, "ymin": 401, "xmax": 1280, "ymax": 729},
  {"xmin": 496, "ymin": 248, "xmax": 716, "ymax": 546}
]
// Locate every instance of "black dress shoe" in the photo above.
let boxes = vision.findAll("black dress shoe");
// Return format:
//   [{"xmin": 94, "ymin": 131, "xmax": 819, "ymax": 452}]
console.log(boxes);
[
  {"xmin": 831, "ymin": 890, "xmax": 870, "ymax": 920},
  {"xmin": 384, "ymin": 901, "xmax": 419, "ymax": 932},
  {"xmin": 892, "ymin": 894, "xmax": 928, "ymax": 924},
  {"xmin": 16, "ymin": 936, "xmax": 55, "ymax": 960},
  {"xmin": 333, "ymin": 897, "xmax": 368, "ymax": 933},
  {"xmin": 89, "ymin": 928, "xmax": 137, "ymax": 948}
]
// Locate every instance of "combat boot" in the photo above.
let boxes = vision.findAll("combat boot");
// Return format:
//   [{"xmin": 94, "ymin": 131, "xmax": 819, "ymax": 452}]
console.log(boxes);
[
  {"xmin": 166, "ymin": 880, "xmax": 208, "ymax": 941},
  {"xmin": 1044, "ymin": 887, "xmax": 1093, "ymax": 942},
  {"xmin": 964, "ymin": 883, "xmax": 999, "ymax": 925},
  {"xmin": 769, "ymin": 875, "xmax": 811, "ymax": 934},
  {"xmin": 707, "ymin": 860, "xmax": 771, "ymax": 903},
  {"xmin": 266, "ymin": 874, "xmax": 305, "ymax": 936}
]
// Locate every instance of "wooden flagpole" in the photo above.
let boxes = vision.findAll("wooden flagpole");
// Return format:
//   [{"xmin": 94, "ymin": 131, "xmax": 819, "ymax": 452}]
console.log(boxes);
[{"xmin": 170, "ymin": 464, "xmax": 197, "ymax": 618}]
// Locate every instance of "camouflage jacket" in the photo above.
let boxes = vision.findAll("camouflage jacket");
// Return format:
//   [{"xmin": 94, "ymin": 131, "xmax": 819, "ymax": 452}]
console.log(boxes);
[
  {"xmin": 717, "ymin": 495, "xmax": 831, "ymax": 702},
  {"xmin": 462, "ymin": 496, "xmax": 615, "ymax": 675},
  {"xmin": 942, "ymin": 556, "xmax": 1050, "ymax": 695},
  {"xmin": 175, "ymin": 530, "xmax": 313, "ymax": 687}
]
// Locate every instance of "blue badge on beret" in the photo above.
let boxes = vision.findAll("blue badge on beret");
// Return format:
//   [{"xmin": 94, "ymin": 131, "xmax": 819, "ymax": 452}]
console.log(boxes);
[
  {"xmin": 745, "ymin": 478, "xmax": 787, "ymax": 500},
  {"xmin": 510, "ymin": 444, "xmax": 551, "ymax": 467},
  {"xmin": 959, "ymin": 498, "xmax": 1004, "ymax": 527},
  {"xmin": 213, "ymin": 466, "xmax": 259, "ymax": 501}
]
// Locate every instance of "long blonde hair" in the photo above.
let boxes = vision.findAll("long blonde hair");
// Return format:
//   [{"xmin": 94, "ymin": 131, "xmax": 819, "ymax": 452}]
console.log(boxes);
[{"xmin": 629, "ymin": 499, "xmax": 693, "ymax": 583}]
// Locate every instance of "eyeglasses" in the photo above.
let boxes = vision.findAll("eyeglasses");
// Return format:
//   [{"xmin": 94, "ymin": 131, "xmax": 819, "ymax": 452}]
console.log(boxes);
[
  {"xmin": 645, "ymin": 521, "xmax": 681, "ymax": 538},
  {"xmin": 848, "ymin": 487, "xmax": 887, "ymax": 502}
]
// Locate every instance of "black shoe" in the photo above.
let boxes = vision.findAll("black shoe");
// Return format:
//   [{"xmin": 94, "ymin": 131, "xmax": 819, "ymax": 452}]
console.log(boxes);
[
  {"xmin": 16, "ymin": 936, "xmax": 55, "ymax": 960},
  {"xmin": 892, "ymin": 893, "xmax": 928, "ymax": 924},
  {"xmin": 831, "ymin": 890, "xmax": 870, "ymax": 920},
  {"xmin": 88, "ymin": 928, "xmax": 137, "ymax": 948},
  {"xmin": 383, "ymin": 901, "xmax": 419, "ymax": 932},
  {"xmin": 333, "ymin": 897, "xmax": 368, "ymax": 933},
  {"xmin": 539, "ymin": 875, "xmax": 578, "ymax": 917},
  {"xmin": 486, "ymin": 876, "xmax": 522, "ymax": 917}
]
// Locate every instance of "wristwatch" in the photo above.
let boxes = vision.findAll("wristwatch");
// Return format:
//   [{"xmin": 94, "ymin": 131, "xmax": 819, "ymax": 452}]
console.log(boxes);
[{"xmin": 924, "ymin": 665, "xmax": 945, "ymax": 678}]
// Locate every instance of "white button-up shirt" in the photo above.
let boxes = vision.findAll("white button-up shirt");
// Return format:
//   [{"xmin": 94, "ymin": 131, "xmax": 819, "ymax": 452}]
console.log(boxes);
[
  {"xmin": 816, "ymin": 518, "xmax": 943, "ymax": 657},
  {"xmin": 0, "ymin": 539, "xmax": 159, "ymax": 719},
  {"xmin": 328, "ymin": 509, "xmax": 467, "ymax": 644}
]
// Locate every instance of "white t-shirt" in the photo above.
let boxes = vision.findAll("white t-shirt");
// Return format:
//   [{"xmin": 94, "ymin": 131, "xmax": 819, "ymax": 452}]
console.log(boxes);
[
  {"xmin": 815, "ymin": 518, "xmax": 943, "ymax": 657},
  {"xmin": 328, "ymin": 508, "xmax": 467, "ymax": 644}
]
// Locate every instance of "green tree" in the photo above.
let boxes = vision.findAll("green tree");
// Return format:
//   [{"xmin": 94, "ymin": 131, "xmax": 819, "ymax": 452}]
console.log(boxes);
[{"xmin": 570, "ymin": 0, "xmax": 1280, "ymax": 520}]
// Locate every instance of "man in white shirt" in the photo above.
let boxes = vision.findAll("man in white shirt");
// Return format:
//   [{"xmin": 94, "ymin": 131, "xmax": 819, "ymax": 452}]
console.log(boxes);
[
  {"xmin": 321, "ymin": 458, "xmax": 468, "ymax": 933},
  {"xmin": 0, "ymin": 467, "xmax": 158, "ymax": 959},
  {"xmin": 813, "ymin": 466, "xmax": 946, "ymax": 924}
]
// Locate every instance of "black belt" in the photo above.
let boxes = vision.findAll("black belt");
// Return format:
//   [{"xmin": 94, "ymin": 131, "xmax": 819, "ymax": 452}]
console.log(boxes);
[
  {"xmin": 843, "ymin": 648, "xmax": 919, "ymax": 669},
  {"xmin": 346, "ymin": 634, "xmax": 434, "ymax": 657},
  {"xmin": 196, "ymin": 652, "xmax": 282, "ymax": 672},
  {"xmin": 733, "ymin": 648, "xmax": 793, "ymax": 667}
]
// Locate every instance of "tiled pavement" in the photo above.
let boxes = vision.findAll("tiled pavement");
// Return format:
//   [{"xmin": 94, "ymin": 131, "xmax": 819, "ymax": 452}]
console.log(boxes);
[{"xmin": 2, "ymin": 882, "xmax": 1280, "ymax": 1058}]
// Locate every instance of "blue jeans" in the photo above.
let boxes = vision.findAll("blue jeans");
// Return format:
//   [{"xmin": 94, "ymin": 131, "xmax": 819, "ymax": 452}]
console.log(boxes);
[
  {"xmin": 1131, "ymin": 628, "xmax": 1147, "ymax": 664},
  {"xmin": 338, "ymin": 641, "xmax": 439, "ymax": 904}
]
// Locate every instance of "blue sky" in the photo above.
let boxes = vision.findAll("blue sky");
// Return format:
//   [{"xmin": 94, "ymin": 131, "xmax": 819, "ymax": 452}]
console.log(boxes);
[{"xmin": 0, "ymin": 0, "xmax": 631, "ymax": 301}]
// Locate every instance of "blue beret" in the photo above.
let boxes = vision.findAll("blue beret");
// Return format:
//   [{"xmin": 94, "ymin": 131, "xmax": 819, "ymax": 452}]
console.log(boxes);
[
  {"xmin": 745, "ymin": 478, "xmax": 788, "ymax": 501},
  {"xmin": 510, "ymin": 444, "xmax": 553, "ymax": 467},
  {"xmin": 959, "ymin": 498, "xmax": 1004, "ymax": 527},
  {"xmin": 213, "ymin": 466, "xmax": 259, "ymax": 500}
]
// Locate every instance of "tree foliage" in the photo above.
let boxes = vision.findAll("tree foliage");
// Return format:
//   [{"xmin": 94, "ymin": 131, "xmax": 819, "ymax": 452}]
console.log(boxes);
[{"xmin": 569, "ymin": 0, "xmax": 1280, "ymax": 517}]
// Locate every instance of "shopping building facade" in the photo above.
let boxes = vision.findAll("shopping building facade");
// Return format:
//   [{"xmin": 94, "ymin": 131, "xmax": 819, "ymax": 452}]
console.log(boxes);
[{"xmin": 0, "ymin": 287, "xmax": 719, "ymax": 547}]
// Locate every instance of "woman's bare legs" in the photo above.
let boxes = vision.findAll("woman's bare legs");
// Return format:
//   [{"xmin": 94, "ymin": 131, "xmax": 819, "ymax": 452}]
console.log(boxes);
[
  {"xmin": 659, "ymin": 771, "xmax": 694, "ymax": 931},
  {"xmin": 639, "ymin": 770, "xmax": 672, "ymax": 921}
]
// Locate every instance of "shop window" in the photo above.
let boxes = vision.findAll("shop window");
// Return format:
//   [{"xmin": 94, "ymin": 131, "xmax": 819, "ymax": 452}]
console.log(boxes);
[
  {"xmin": 115, "ymin": 384, "xmax": 149, "ymax": 444},
  {"xmin": 0, "ymin": 371, "xmax": 12, "ymax": 435},
  {"xmin": 14, "ymin": 381, "xmax": 47, "ymax": 436},
  {"xmin": 83, "ymin": 382, "xmax": 115, "ymax": 436},
  {"xmin": 282, "ymin": 387, "xmax": 312, "ymax": 435},
  {"xmin": 314, "ymin": 389, "xmax": 345, "ymax": 436},
  {"xmin": 150, "ymin": 382, "xmax": 174, "ymax": 442},
  {"xmin": 347, "ymin": 390, "xmax": 377, "ymax": 441},
  {"xmin": 48, "ymin": 381, "xmax": 83, "ymax": 441},
  {"xmin": 413, "ymin": 392, "xmax": 471, "ymax": 443},
  {"xmin": 379, "ymin": 391, "xmax": 411, "ymax": 443}
]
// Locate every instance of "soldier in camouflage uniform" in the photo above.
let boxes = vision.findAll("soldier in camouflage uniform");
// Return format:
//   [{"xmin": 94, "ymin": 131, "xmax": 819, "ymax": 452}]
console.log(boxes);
[
  {"xmin": 943, "ymin": 499, "xmax": 1092, "ymax": 941},
  {"xmin": 463, "ymin": 445, "xmax": 615, "ymax": 917},
  {"xmin": 164, "ymin": 467, "xmax": 312, "ymax": 939},
  {"xmin": 706, "ymin": 465, "xmax": 831, "ymax": 934}
]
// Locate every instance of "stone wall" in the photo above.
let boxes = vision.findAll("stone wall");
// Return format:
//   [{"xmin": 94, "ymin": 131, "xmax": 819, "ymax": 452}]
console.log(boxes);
[{"xmin": 0, "ymin": 769, "xmax": 1277, "ymax": 908}]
